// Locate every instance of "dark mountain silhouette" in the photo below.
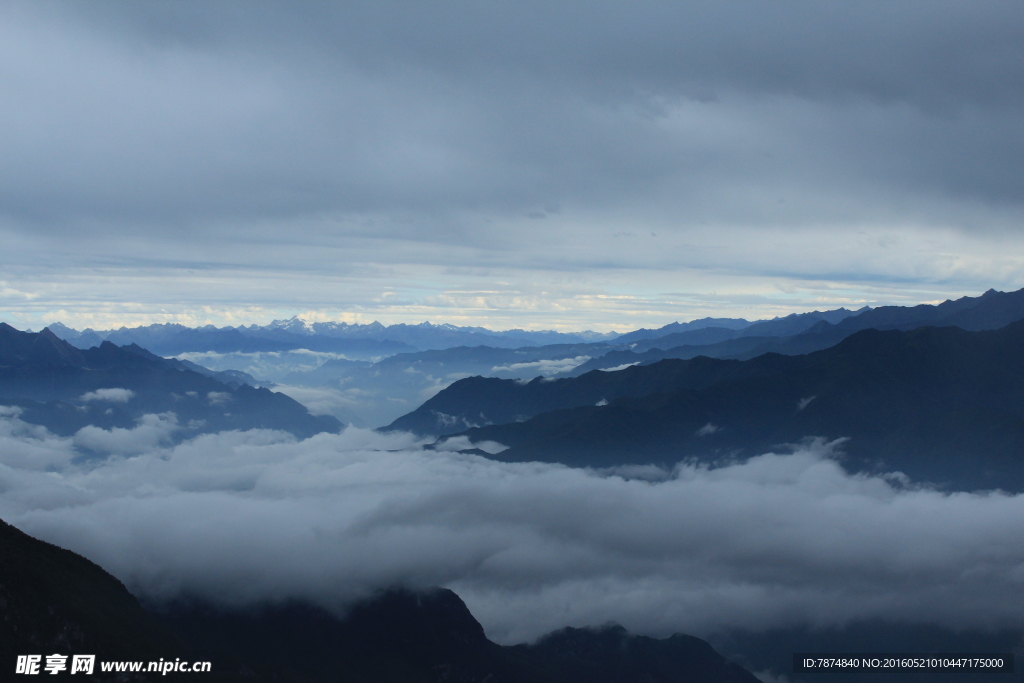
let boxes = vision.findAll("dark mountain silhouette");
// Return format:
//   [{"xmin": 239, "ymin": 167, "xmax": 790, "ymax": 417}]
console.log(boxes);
[
  {"xmin": 832, "ymin": 287, "xmax": 1024, "ymax": 333},
  {"xmin": 2, "ymin": 517, "xmax": 759, "ymax": 682},
  {"xmin": 0, "ymin": 324, "xmax": 340, "ymax": 440},
  {"xmin": 386, "ymin": 355, "xmax": 758, "ymax": 436},
  {"xmin": 626, "ymin": 326, "xmax": 750, "ymax": 351},
  {"xmin": 615, "ymin": 308, "xmax": 866, "ymax": 351},
  {"xmin": 433, "ymin": 322, "xmax": 1024, "ymax": 491},
  {"xmin": 0, "ymin": 518, "xmax": 191, "ymax": 680},
  {"xmin": 575, "ymin": 287, "xmax": 1024, "ymax": 372},
  {"xmin": 512, "ymin": 625, "xmax": 760, "ymax": 683},
  {"xmin": 613, "ymin": 317, "xmax": 754, "ymax": 344},
  {"xmin": 390, "ymin": 314, "xmax": 974, "ymax": 438},
  {"xmin": 615, "ymin": 288, "xmax": 1024, "ymax": 358},
  {"xmin": 569, "ymin": 322, "xmax": 852, "ymax": 373},
  {"xmin": 163, "ymin": 590, "xmax": 551, "ymax": 683}
]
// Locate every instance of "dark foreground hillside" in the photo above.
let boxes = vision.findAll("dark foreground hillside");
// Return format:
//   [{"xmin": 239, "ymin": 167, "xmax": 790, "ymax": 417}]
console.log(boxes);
[
  {"xmin": 0, "ymin": 518, "xmax": 195, "ymax": 681},
  {"xmin": 1, "ymin": 518, "xmax": 759, "ymax": 682}
]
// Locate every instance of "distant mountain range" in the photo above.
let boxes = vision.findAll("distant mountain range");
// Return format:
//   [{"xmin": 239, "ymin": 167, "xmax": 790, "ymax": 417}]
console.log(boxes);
[
  {"xmin": 46, "ymin": 319, "xmax": 619, "ymax": 357},
  {"xmin": 47, "ymin": 321, "xmax": 417, "ymax": 358},
  {"xmin": 1, "ymin": 517, "xmax": 760, "ymax": 682},
  {"xmin": 42, "ymin": 308, "xmax": 868, "ymax": 358},
  {"xmin": 45, "ymin": 308, "xmax": 868, "ymax": 358},
  {"xmin": 572, "ymin": 286, "xmax": 1024, "ymax": 371},
  {"xmin": 391, "ymin": 288, "xmax": 1024, "ymax": 436},
  {"xmin": 0, "ymin": 324, "xmax": 340, "ymax": 441},
  {"xmin": 34, "ymin": 287, "xmax": 1024, "ymax": 431},
  {"xmin": 40, "ymin": 289, "xmax": 1024, "ymax": 365},
  {"xmin": 614, "ymin": 306, "xmax": 867, "ymax": 348}
]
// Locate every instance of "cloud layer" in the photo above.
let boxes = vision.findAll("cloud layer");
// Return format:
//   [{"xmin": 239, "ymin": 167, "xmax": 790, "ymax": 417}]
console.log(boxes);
[
  {"xmin": 3, "ymin": 412, "xmax": 1024, "ymax": 644},
  {"xmin": 1, "ymin": 2, "xmax": 1022, "ymax": 329}
]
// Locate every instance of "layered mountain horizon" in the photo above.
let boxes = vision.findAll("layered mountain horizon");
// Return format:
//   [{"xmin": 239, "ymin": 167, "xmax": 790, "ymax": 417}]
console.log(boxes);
[
  {"xmin": 43, "ymin": 304, "xmax": 871, "ymax": 354},
  {"xmin": 31, "ymin": 287, "xmax": 1024, "ymax": 429},
  {"xmin": 7, "ymin": 6, "xmax": 1020, "ymax": 680},
  {"xmin": 6, "ymin": 286, "xmax": 1024, "ymax": 682},
  {"xmin": 45, "ymin": 317, "xmax": 622, "ymax": 356}
]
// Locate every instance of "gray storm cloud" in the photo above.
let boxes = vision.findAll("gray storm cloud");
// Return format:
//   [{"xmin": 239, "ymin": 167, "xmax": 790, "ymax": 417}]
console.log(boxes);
[
  {"xmin": 1, "ymin": 1, "xmax": 1023, "ymax": 330},
  {"xmin": 5, "ymin": 0, "xmax": 1018, "ymax": 232},
  {"xmin": 2, "ymin": 411, "xmax": 1024, "ymax": 644}
]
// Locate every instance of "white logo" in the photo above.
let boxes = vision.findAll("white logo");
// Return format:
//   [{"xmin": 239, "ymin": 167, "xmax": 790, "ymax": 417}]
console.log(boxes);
[
  {"xmin": 16, "ymin": 654, "xmax": 95, "ymax": 675},
  {"xmin": 70, "ymin": 655, "xmax": 95, "ymax": 675},
  {"xmin": 15, "ymin": 655, "xmax": 41, "ymax": 675},
  {"xmin": 43, "ymin": 655, "xmax": 67, "ymax": 675}
]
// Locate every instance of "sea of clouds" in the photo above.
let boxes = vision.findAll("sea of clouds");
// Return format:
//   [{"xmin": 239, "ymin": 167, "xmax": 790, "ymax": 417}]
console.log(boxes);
[{"xmin": 2, "ymin": 410, "xmax": 1024, "ymax": 645}]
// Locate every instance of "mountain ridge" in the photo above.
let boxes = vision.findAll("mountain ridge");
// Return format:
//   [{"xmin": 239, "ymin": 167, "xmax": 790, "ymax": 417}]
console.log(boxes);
[
  {"xmin": 1, "ymin": 517, "xmax": 760, "ymax": 683},
  {"xmin": 426, "ymin": 321, "xmax": 1024, "ymax": 490},
  {"xmin": 572, "ymin": 286, "xmax": 1024, "ymax": 372},
  {"xmin": 0, "ymin": 324, "xmax": 340, "ymax": 441}
]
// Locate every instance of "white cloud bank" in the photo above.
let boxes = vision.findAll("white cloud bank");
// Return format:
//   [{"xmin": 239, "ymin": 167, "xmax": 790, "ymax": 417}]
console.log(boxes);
[
  {"xmin": 491, "ymin": 356, "xmax": 591, "ymax": 377},
  {"xmin": 1, "ymin": 414, "xmax": 1024, "ymax": 645},
  {"xmin": 79, "ymin": 388, "xmax": 134, "ymax": 403},
  {"xmin": 600, "ymin": 362, "xmax": 641, "ymax": 372},
  {"xmin": 72, "ymin": 413, "xmax": 179, "ymax": 456}
]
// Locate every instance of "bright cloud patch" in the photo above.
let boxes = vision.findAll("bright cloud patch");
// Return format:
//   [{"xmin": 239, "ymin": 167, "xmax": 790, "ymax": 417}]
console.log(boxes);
[
  {"xmin": 79, "ymin": 388, "xmax": 135, "ymax": 403},
  {"xmin": 695, "ymin": 422, "xmax": 720, "ymax": 436},
  {"xmin": 599, "ymin": 362, "xmax": 641, "ymax": 372},
  {"xmin": 206, "ymin": 392, "xmax": 232, "ymax": 406},
  {"xmin": 72, "ymin": 413, "xmax": 179, "ymax": 455},
  {"xmin": 491, "ymin": 356, "xmax": 591, "ymax": 377}
]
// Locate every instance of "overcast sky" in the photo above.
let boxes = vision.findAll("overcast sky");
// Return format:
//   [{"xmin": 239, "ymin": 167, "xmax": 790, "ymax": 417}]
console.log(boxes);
[{"xmin": 1, "ymin": 1, "xmax": 1022, "ymax": 331}]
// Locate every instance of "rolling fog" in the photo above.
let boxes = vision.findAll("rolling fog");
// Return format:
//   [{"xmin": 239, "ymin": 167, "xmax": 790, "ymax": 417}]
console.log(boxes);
[{"xmin": 2, "ymin": 408, "xmax": 1023, "ymax": 644}]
